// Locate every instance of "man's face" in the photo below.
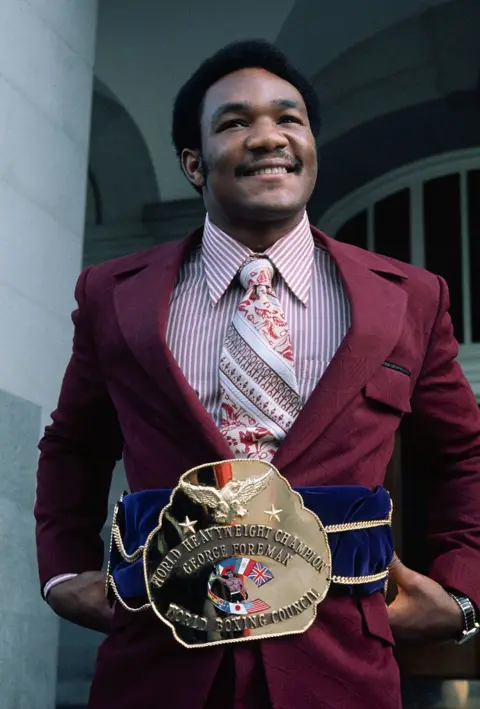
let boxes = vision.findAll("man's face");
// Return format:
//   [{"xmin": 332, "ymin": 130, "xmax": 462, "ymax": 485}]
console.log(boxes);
[{"xmin": 194, "ymin": 68, "xmax": 317, "ymax": 223}]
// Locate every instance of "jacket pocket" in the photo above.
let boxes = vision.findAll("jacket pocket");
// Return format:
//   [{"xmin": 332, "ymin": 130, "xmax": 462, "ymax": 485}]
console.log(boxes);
[
  {"xmin": 364, "ymin": 365, "xmax": 412, "ymax": 414},
  {"xmin": 358, "ymin": 593, "xmax": 395, "ymax": 647}
]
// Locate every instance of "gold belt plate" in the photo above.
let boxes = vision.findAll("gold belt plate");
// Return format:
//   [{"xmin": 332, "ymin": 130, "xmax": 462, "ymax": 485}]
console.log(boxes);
[{"xmin": 143, "ymin": 459, "xmax": 332, "ymax": 648}]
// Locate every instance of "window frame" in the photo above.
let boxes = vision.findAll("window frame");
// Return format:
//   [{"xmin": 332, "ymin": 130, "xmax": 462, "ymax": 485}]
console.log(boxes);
[{"xmin": 317, "ymin": 148, "xmax": 480, "ymax": 398}]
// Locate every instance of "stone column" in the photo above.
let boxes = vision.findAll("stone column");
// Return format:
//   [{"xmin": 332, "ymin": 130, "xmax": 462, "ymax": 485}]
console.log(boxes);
[{"xmin": 0, "ymin": 1, "xmax": 98, "ymax": 707}]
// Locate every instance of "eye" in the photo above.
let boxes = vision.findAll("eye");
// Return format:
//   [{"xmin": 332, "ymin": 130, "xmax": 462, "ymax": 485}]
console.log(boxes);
[
  {"xmin": 278, "ymin": 115, "xmax": 302, "ymax": 125},
  {"xmin": 218, "ymin": 119, "xmax": 248, "ymax": 131}
]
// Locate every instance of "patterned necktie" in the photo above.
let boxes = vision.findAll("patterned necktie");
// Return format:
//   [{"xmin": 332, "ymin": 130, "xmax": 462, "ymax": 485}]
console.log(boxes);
[{"xmin": 219, "ymin": 258, "xmax": 302, "ymax": 460}]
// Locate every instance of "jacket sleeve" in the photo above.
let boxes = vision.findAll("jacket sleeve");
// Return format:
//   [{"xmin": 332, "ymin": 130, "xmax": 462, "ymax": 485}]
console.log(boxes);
[
  {"xmin": 410, "ymin": 275, "xmax": 480, "ymax": 606},
  {"xmin": 34, "ymin": 266, "xmax": 123, "ymax": 594}
]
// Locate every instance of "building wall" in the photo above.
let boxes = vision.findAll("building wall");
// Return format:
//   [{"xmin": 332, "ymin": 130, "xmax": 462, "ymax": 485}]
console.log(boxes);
[
  {"xmin": 0, "ymin": 1, "xmax": 98, "ymax": 707},
  {"xmin": 276, "ymin": 0, "xmax": 456, "ymax": 77},
  {"xmin": 309, "ymin": 0, "xmax": 480, "ymax": 218}
]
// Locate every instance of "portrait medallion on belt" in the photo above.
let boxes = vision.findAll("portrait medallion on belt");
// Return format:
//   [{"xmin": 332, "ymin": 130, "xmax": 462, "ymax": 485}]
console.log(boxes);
[{"xmin": 142, "ymin": 459, "xmax": 332, "ymax": 648}]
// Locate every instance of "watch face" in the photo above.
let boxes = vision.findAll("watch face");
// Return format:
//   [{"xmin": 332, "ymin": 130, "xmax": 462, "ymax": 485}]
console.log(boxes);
[{"xmin": 458, "ymin": 626, "xmax": 480, "ymax": 645}]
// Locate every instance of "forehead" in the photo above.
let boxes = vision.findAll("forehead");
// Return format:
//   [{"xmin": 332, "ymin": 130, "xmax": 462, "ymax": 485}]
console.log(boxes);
[{"xmin": 202, "ymin": 68, "xmax": 305, "ymax": 118}]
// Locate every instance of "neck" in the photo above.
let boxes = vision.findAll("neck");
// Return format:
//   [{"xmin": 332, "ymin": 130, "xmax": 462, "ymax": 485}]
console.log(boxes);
[{"xmin": 207, "ymin": 211, "xmax": 306, "ymax": 252}]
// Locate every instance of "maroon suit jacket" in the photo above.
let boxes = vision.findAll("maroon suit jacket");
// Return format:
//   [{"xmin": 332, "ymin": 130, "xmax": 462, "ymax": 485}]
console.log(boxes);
[{"xmin": 34, "ymin": 226, "xmax": 480, "ymax": 709}]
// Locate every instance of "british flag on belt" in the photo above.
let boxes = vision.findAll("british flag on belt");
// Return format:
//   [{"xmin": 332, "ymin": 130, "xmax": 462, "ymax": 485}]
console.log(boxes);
[{"xmin": 247, "ymin": 562, "xmax": 274, "ymax": 588}]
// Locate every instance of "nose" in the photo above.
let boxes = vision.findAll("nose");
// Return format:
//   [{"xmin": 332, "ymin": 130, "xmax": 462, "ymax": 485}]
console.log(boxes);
[{"xmin": 244, "ymin": 118, "xmax": 289, "ymax": 153}]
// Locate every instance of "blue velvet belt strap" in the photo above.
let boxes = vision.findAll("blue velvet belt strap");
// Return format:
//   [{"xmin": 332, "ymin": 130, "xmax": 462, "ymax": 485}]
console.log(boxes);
[{"xmin": 108, "ymin": 485, "xmax": 394, "ymax": 601}]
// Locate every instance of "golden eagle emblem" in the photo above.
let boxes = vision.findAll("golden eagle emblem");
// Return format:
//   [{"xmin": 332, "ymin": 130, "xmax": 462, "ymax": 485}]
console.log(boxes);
[{"xmin": 180, "ymin": 468, "xmax": 273, "ymax": 524}]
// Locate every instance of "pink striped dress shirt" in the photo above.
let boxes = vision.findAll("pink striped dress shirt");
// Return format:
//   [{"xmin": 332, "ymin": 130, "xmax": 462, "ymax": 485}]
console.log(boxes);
[
  {"xmin": 166, "ymin": 211, "xmax": 351, "ymax": 434},
  {"xmin": 44, "ymin": 211, "xmax": 350, "ymax": 597}
]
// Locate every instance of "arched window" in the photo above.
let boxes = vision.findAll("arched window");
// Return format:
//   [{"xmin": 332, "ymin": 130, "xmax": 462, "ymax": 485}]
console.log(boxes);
[{"xmin": 318, "ymin": 149, "xmax": 480, "ymax": 397}]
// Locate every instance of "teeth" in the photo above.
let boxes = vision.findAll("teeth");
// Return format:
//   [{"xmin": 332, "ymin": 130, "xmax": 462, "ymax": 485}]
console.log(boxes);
[{"xmin": 251, "ymin": 167, "xmax": 288, "ymax": 176}]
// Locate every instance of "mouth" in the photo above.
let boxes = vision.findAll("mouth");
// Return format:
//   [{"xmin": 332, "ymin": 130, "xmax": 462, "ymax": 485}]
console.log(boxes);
[
  {"xmin": 246, "ymin": 166, "xmax": 292, "ymax": 177},
  {"xmin": 239, "ymin": 158, "xmax": 301, "ymax": 180}
]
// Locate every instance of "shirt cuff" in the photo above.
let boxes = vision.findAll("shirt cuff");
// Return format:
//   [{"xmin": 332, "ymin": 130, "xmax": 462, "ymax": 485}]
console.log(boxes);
[{"xmin": 44, "ymin": 573, "xmax": 78, "ymax": 599}]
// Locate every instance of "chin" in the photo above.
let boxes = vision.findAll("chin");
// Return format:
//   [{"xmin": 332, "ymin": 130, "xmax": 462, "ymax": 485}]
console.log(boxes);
[{"xmin": 242, "ymin": 199, "xmax": 303, "ymax": 220}]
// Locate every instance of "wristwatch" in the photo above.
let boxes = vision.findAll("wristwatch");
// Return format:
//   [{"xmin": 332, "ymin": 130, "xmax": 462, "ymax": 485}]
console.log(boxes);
[{"xmin": 448, "ymin": 591, "xmax": 480, "ymax": 644}]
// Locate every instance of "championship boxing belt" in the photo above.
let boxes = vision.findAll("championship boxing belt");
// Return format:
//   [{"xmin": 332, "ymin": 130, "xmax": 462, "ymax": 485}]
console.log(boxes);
[{"xmin": 106, "ymin": 460, "xmax": 394, "ymax": 649}]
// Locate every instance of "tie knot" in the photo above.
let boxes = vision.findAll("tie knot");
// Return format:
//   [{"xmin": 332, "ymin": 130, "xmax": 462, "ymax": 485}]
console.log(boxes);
[{"xmin": 239, "ymin": 258, "xmax": 274, "ymax": 290}]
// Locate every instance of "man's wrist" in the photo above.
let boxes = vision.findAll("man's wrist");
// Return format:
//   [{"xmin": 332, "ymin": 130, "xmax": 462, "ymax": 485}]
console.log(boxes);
[
  {"xmin": 44, "ymin": 573, "xmax": 79, "ymax": 599},
  {"xmin": 448, "ymin": 591, "xmax": 480, "ymax": 644}
]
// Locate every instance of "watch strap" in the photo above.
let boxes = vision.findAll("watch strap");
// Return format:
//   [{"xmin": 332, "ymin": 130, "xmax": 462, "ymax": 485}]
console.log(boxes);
[{"xmin": 448, "ymin": 591, "xmax": 480, "ymax": 644}]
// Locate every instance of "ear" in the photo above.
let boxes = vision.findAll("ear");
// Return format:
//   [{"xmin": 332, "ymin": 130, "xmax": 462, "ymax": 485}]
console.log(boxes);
[{"xmin": 181, "ymin": 149, "xmax": 205, "ymax": 189}]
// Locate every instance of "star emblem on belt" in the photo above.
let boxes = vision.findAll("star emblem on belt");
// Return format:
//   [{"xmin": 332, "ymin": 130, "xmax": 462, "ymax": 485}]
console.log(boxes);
[
  {"xmin": 179, "ymin": 516, "xmax": 197, "ymax": 535},
  {"xmin": 264, "ymin": 504, "xmax": 282, "ymax": 522}
]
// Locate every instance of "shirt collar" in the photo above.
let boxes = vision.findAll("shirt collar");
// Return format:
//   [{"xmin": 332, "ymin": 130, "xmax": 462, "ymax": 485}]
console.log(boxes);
[{"xmin": 202, "ymin": 211, "xmax": 314, "ymax": 306}]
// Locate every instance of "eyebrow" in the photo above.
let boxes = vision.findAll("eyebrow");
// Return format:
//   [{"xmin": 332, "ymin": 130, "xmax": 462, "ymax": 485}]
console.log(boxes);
[
  {"xmin": 210, "ymin": 98, "xmax": 305, "ymax": 127},
  {"xmin": 210, "ymin": 102, "xmax": 250, "ymax": 126},
  {"xmin": 272, "ymin": 98, "xmax": 304, "ymax": 112}
]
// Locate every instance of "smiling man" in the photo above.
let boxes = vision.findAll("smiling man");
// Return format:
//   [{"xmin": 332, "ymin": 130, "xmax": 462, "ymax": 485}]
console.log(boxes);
[
  {"xmin": 35, "ymin": 40, "xmax": 480, "ymax": 709},
  {"xmin": 181, "ymin": 64, "xmax": 318, "ymax": 249}
]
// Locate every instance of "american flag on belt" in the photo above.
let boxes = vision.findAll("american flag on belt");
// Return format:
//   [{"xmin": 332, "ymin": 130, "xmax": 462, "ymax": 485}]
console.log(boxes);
[
  {"xmin": 247, "ymin": 562, "xmax": 274, "ymax": 588},
  {"xmin": 244, "ymin": 598, "xmax": 270, "ymax": 614}
]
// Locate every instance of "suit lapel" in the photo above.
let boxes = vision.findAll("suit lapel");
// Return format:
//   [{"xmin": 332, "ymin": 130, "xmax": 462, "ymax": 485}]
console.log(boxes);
[
  {"xmin": 113, "ymin": 229, "xmax": 233, "ymax": 460},
  {"xmin": 274, "ymin": 230, "xmax": 408, "ymax": 472},
  {"xmin": 113, "ymin": 224, "xmax": 409, "ymax": 471}
]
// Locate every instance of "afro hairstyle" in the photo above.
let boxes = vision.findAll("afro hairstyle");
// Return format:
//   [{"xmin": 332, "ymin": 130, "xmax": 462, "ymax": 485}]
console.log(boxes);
[{"xmin": 171, "ymin": 38, "xmax": 321, "ymax": 161}]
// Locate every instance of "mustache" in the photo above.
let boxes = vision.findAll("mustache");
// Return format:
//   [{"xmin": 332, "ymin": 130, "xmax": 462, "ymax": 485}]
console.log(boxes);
[{"xmin": 235, "ymin": 152, "xmax": 302, "ymax": 178}]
